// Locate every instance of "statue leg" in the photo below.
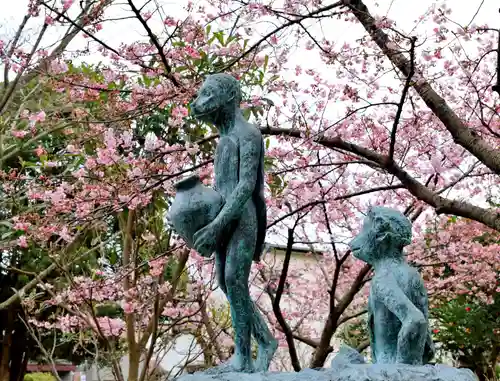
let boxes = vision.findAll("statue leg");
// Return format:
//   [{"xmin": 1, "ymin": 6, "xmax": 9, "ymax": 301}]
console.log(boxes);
[
  {"xmin": 210, "ymin": 206, "xmax": 276, "ymax": 373},
  {"xmin": 214, "ymin": 250, "xmax": 276, "ymax": 372},
  {"xmin": 215, "ymin": 248, "xmax": 227, "ymax": 294},
  {"xmin": 227, "ymin": 203, "xmax": 276, "ymax": 372},
  {"xmin": 250, "ymin": 301, "xmax": 278, "ymax": 372},
  {"xmin": 223, "ymin": 219, "xmax": 256, "ymax": 373},
  {"xmin": 373, "ymin": 281, "xmax": 427, "ymax": 364},
  {"xmin": 205, "ymin": 207, "xmax": 255, "ymax": 373}
]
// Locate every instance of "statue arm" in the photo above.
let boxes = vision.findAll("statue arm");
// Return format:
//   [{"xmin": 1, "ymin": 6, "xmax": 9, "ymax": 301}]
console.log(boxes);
[
  {"xmin": 367, "ymin": 309, "xmax": 376, "ymax": 363},
  {"xmin": 212, "ymin": 132, "xmax": 260, "ymax": 232},
  {"xmin": 420, "ymin": 289, "xmax": 435, "ymax": 363}
]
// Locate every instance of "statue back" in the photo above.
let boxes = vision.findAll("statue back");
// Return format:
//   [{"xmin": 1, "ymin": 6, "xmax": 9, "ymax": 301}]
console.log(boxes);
[{"xmin": 252, "ymin": 137, "xmax": 267, "ymax": 262}]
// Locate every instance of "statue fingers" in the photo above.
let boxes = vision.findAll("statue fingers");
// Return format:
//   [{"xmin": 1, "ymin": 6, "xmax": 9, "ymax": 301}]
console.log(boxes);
[{"xmin": 196, "ymin": 242, "xmax": 213, "ymax": 257}]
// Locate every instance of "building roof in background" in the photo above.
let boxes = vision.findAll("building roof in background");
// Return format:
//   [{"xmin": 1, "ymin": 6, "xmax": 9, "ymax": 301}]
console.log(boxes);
[{"xmin": 27, "ymin": 363, "xmax": 77, "ymax": 372}]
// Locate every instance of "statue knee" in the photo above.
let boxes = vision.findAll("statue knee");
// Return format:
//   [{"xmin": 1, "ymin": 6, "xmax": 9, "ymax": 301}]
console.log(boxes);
[
  {"xmin": 410, "ymin": 312, "xmax": 427, "ymax": 332},
  {"xmin": 400, "ymin": 311, "xmax": 427, "ymax": 340}
]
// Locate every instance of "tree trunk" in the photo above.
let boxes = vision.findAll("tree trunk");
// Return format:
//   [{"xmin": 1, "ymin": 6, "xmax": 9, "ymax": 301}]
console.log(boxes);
[
  {"xmin": 9, "ymin": 315, "xmax": 29, "ymax": 381},
  {"xmin": 0, "ymin": 306, "xmax": 30, "ymax": 381},
  {"xmin": 128, "ymin": 349, "xmax": 141, "ymax": 381},
  {"xmin": 0, "ymin": 307, "xmax": 14, "ymax": 381},
  {"xmin": 485, "ymin": 345, "xmax": 499, "ymax": 381}
]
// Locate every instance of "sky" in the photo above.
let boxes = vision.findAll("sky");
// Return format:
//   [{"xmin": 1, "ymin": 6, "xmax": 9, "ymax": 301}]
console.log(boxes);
[
  {"xmin": 1, "ymin": 0, "xmax": 498, "ymax": 248},
  {"xmin": 3, "ymin": 0, "xmax": 498, "ymax": 73}
]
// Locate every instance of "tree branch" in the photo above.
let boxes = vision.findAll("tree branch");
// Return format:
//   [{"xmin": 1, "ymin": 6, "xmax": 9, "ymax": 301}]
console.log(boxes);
[
  {"xmin": 388, "ymin": 36, "xmax": 416, "ymax": 161},
  {"xmin": 121, "ymin": 209, "xmax": 138, "ymax": 380},
  {"xmin": 267, "ymin": 200, "xmax": 325, "ymax": 229},
  {"xmin": 310, "ymin": 263, "xmax": 371, "ymax": 368},
  {"xmin": 261, "ymin": 126, "xmax": 500, "ymax": 232},
  {"xmin": 2, "ymin": 14, "xmax": 30, "ymax": 90},
  {"xmin": 337, "ymin": 309, "xmax": 367, "ymax": 326},
  {"xmin": 492, "ymin": 12, "xmax": 500, "ymax": 95},
  {"xmin": 221, "ymin": 1, "xmax": 344, "ymax": 71},
  {"xmin": 272, "ymin": 228, "xmax": 301, "ymax": 371},
  {"xmin": 126, "ymin": 0, "xmax": 181, "ymax": 87},
  {"xmin": 138, "ymin": 248, "xmax": 189, "ymax": 348},
  {"xmin": 334, "ymin": 184, "xmax": 404, "ymax": 200},
  {"xmin": 274, "ymin": 325, "xmax": 334, "ymax": 354},
  {"xmin": 345, "ymin": 0, "xmax": 500, "ymax": 174}
]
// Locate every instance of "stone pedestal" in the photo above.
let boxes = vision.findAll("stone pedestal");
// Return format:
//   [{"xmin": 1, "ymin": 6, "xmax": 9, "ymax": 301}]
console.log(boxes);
[{"xmin": 177, "ymin": 363, "xmax": 476, "ymax": 381}]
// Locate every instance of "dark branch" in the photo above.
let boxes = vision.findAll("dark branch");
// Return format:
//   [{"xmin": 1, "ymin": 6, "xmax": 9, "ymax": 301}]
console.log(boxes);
[
  {"xmin": 272, "ymin": 228, "xmax": 301, "ymax": 371},
  {"xmin": 267, "ymin": 200, "xmax": 325, "ymax": 229},
  {"xmin": 388, "ymin": 36, "xmax": 416, "ymax": 161},
  {"xmin": 493, "ymin": 11, "xmax": 500, "ymax": 95},
  {"xmin": 126, "ymin": 0, "xmax": 182, "ymax": 87}
]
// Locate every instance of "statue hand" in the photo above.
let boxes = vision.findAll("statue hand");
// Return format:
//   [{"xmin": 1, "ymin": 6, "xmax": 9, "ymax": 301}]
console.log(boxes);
[{"xmin": 193, "ymin": 222, "xmax": 220, "ymax": 257}]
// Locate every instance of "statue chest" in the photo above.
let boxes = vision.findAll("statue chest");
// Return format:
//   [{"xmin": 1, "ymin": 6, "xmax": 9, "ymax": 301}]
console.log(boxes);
[
  {"xmin": 368, "ymin": 289, "xmax": 401, "ymax": 331},
  {"xmin": 214, "ymin": 136, "xmax": 239, "ymax": 197}
]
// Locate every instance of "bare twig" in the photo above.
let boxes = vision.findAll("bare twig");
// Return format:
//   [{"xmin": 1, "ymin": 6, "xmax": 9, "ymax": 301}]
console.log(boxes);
[
  {"xmin": 272, "ymin": 228, "xmax": 301, "ymax": 371},
  {"xmin": 126, "ymin": 0, "xmax": 182, "ymax": 87},
  {"xmin": 388, "ymin": 36, "xmax": 416, "ymax": 161},
  {"xmin": 267, "ymin": 201, "xmax": 325, "ymax": 229}
]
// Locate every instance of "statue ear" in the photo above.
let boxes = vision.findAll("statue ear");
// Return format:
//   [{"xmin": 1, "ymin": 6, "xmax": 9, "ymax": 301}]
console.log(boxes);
[
  {"xmin": 400, "ymin": 235, "xmax": 412, "ymax": 247},
  {"xmin": 224, "ymin": 87, "xmax": 237, "ymax": 104},
  {"xmin": 375, "ymin": 231, "xmax": 391, "ymax": 244}
]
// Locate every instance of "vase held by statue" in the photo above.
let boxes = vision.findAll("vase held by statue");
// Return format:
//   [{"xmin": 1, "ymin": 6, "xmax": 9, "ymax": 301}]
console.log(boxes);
[{"xmin": 167, "ymin": 174, "xmax": 224, "ymax": 250}]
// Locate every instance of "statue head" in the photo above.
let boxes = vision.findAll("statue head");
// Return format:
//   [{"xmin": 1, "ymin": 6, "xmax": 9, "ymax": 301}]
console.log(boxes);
[
  {"xmin": 190, "ymin": 73, "xmax": 242, "ymax": 125},
  {"xmin": 349, "ymin": 206, "xmax": 412, "ymax": 265}
]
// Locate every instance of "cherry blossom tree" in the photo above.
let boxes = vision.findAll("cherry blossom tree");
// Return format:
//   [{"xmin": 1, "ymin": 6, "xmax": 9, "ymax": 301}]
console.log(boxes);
[
  {"xmin": 0, "ymin": 1, "xmax": 273, "ymax": 379},
  {"xmin": 1, "ymin": 0, "xmax": 499, "ymax": 377},
  {"xmin": 194, "ymin": 0, "xmax": 500, "ymax": 368},
  {"xmin": 418, "ymin": 216, "xmax": 499, "ymax": 381}
]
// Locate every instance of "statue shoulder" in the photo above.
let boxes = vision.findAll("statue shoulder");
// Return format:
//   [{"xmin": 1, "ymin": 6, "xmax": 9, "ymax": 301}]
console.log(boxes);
[{"xmin": 236, "ymin": 121, "xmax": 264, "ymax": 145}]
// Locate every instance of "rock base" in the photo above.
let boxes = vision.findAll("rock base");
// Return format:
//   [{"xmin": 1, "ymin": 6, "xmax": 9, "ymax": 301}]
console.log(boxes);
[{"xmin": 177, "ymin": 363, "xmax": 476, "ymax": 381}]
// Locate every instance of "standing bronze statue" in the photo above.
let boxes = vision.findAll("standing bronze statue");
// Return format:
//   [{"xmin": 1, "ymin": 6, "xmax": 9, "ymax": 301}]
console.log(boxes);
[{"xmin": 168, "ymin": 74, "xmax": 277, "ymax": 373}]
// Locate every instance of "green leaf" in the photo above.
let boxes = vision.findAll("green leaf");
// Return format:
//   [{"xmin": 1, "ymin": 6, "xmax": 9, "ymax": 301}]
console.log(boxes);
[
  {"xmin": 143, "ymin": 75, "xmax": 152, "ymax": 87},
  {"xmin": 1, "ymin": 231, "xmax": 14, "ymax": 240},
  {"xmin": 265, "ymin": 138, "xmax": 270, "ymax": 149},
  {"xmin": 108, "ymin": 250, "xmax": 118, "ymax": 265},
  {"xmin": 267, "ymin": 74, "xmax": 280, "ymax": 84},
  {"xmin": 214, "ymin": 31, "xmax": 225, "ymax": 46},
  {"xmin": 264, "ymin": 55, "xmax": 269, "ymax": 72},
  {"xmin": 259, "ymin": 71, "xmax": 264, "ymax": 84},
  {"xmin": 242, "ymin": 108, "xmax": 251, "ymax": 120}
]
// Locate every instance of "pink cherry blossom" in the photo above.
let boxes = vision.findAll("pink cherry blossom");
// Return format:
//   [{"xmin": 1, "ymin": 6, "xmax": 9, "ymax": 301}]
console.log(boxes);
[
  {"xmin": 12, "ymin": 130, "xmax": 28, "ymax": 138},
  {"xmin": 17, "ymin": 236, "xmax": 28, "ymax": 248},
  {"xmin": 34, "ymin": 145, "xmax": 46, "ymax": 157}
]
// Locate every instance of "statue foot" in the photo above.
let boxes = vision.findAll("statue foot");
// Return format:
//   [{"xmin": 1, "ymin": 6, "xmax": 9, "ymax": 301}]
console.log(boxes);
[
  {"xmin": 204, "ymin": 356, "xmax": 254, "ymax": 374},
  {"xmin": 255, "ymin": 339, "xmax": 278, "ymax": 372}
]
